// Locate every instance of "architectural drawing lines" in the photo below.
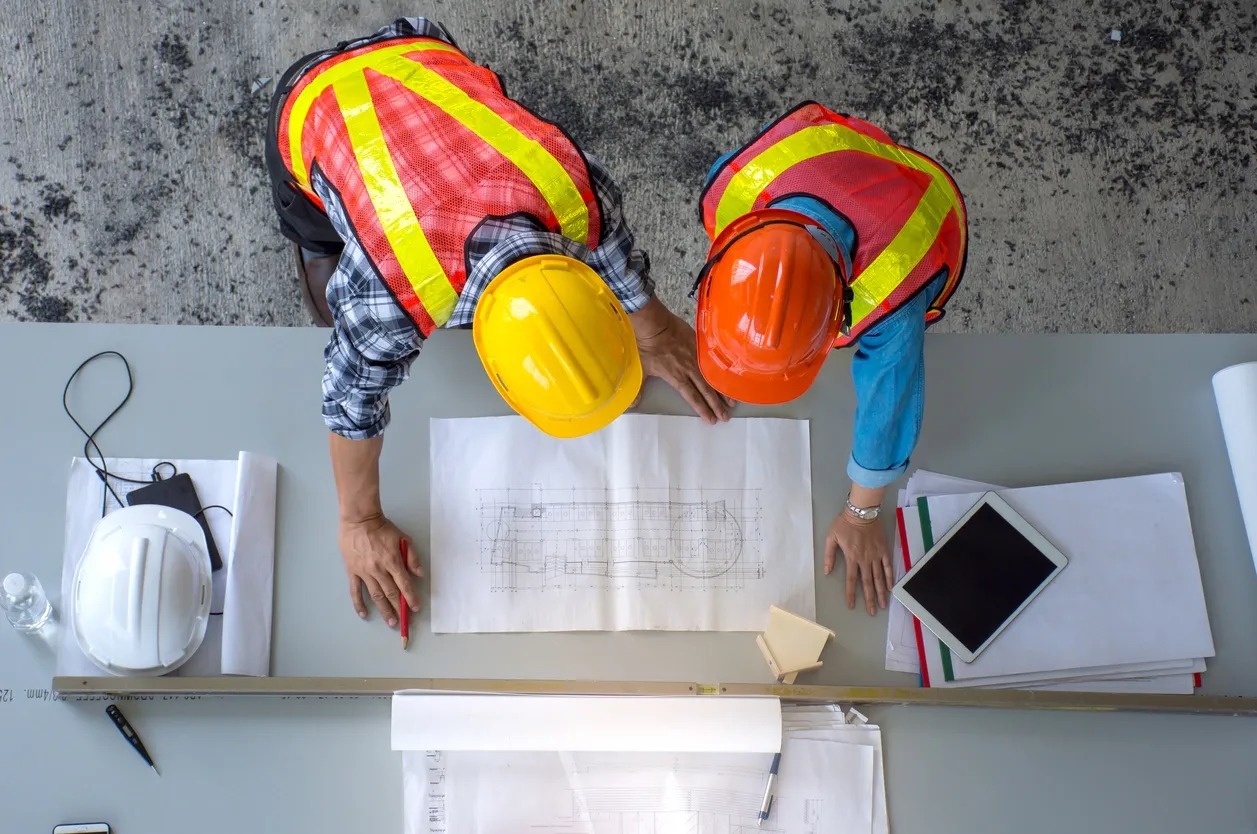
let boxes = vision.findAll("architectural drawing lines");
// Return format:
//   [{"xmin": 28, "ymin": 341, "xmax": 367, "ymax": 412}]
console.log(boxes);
[{"xmin": 476, "ymin": 486, "xmax": 766, "ymax": 593}]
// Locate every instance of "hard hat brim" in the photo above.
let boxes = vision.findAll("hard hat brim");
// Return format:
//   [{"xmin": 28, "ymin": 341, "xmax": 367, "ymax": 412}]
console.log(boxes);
[
  {"xmin": 696, "ymin": 331, "xmax": 826, "ymax": 405},
  {"xmin": 522, "ymin": 351, "xmax": 643, "ymax": 438}
]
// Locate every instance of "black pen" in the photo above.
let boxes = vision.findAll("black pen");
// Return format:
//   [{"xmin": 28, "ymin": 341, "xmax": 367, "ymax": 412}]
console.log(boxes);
[{"xmin": 106, "ymin": 705, "xmax": 159, "ymax": 776}]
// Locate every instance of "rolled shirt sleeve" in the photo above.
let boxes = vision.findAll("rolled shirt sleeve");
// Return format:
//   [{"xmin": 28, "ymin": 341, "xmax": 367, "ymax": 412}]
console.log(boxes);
[
  {"xmin": 320, "ymin": 256, "xmax": 424, "ymax": 440},
  {"xmin": 846, "ymin": 271, "xmax": 947, "ymax": 487}
]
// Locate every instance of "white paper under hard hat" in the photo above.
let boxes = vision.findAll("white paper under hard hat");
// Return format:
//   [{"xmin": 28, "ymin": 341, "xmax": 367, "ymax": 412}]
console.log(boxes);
[{"xmin": 72, "ymin": 504, "xmax": 212, "ymax": 676}]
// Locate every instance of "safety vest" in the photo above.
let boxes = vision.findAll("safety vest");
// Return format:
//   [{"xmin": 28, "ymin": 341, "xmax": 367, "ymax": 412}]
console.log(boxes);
[
  {"xmin": 277, "ymin": 37, "xmax": 603, "ymax": 335},
  {"xmin": 700, "ymin": 102, "xmax": 967, "ymax": 345}
]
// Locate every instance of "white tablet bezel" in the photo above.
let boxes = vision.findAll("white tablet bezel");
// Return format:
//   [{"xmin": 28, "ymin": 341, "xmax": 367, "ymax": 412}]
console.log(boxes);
[{"xmin": 892, "ymin": 491, "xmax": 1068, "ymax": 664}]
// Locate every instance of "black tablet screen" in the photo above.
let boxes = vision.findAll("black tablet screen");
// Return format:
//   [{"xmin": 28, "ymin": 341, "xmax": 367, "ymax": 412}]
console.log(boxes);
[{"xmin": 903, "ymin": 503, "xmax": 1058, "ymax": 653}]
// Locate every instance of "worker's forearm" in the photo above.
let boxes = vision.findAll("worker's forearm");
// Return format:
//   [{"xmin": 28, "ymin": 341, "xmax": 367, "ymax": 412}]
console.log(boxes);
[
  {"xmin": 848, "ymin": 482, "xmax": 886, "ymax": 511},
  {"xmin": 328, "ymin": 431, "xmax": 385, "ymax": 523}
]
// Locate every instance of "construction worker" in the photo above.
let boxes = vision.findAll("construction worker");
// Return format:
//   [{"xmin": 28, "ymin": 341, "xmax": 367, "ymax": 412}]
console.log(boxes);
[
  {"xmin": 692, "ymin": 102, "xmax": 967, "ymax": 617},
  {"xmin": 264, "ymin": 18, "xmax": 731, "ymax": 629}
]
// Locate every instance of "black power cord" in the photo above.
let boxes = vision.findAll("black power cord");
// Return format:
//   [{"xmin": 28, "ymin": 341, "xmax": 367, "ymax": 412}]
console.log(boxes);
[
  {"xmin": 64, "ymin": 352, "xmax": 236, "ymax": 615},
  {"xmin": 62, "ymin": 351, "xmax": 183, "ymax": 517}
]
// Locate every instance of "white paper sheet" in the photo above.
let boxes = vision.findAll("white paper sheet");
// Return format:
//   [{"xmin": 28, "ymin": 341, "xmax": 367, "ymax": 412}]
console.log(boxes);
[
  {"xmin": 1213, "ymin": 361, "xmax": 1257, "ymax": 576},
  {"xmin": 914, "ymin": 474, "xmax": 1215, "ymax": 683},
  {"xmin": 401, "ymin": 703, "xmax": 881, "ymax": 834},
  {"xmin": 783, "ymin": 706, "xmax": 887, "ymax": 834},
  {"xmin": 221, "ymin": 452, "xmax": 278, "ymax": 676},
  {"xmin": 56, "ymin": 453, "xmax": 277, "ymax": 677},
  {"xmin": 429, "ymin": 415, "xmax": 814, "ymax": 633},
  {"xmin": 406, "ymin": 751, "xmax": 800, "ymax": 834},
  {"xmin": 391, "ymin": 694, "xmax": 782, "ymax": 753}
]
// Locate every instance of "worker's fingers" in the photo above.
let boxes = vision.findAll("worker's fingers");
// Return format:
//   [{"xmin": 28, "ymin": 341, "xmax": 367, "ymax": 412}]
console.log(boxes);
[
  {"xmin": 348, "ymin": 575, "xmax": 368, "ymax": 620},
  {"xmin": 691, "ymin": 373, "xmax": 731, "ymax": 422},
  {"xmin": 823, "ymin": 534, "xmax": 838, "ymax": 575},
  {"xmin": 365, "ymin": 575, "xmax": 398, "ymax": 627},
  {"xmin": 390, "ymin": 566, "xmax": 419, "ymax": 612},
  {"xmin": 670, "ymin": 373, "xmax": 717, "ymax": 424},
  {"xmin": 844, "ymin": 554, "xmax": 858, "ymax": 609},
  {"xmin": 861, "ymin": 561, "xmax": 878, "ymax": 616},
  {"xmin": 881, "ymin": 553, "xmax": 895, "ymax": 594},
  {"xmin": 403, "ymin": 539, "xmax": 424, "ymax": 577},
  {"xmin": 872, "ymin": 562, "xmax": 888, "ymax": 610},
  {"xmin": 381, "ymin": 572, "xmax": 407, "ymax": 622}
]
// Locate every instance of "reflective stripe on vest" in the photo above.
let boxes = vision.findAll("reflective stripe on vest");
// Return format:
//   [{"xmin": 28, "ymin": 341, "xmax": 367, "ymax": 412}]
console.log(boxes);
[
  {"xmin": 711, "ymin": 121, "xmax": 966, "ymax": 329},
  {"xmin": 284, "ymin": 41, "xmax": 595, "ymax": 328}
]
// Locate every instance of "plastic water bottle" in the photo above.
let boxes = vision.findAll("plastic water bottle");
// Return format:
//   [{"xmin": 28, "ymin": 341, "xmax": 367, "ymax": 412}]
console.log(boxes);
[{"xmin": 1, "ymin": 572, "xmax": 54, "ymax": 633}]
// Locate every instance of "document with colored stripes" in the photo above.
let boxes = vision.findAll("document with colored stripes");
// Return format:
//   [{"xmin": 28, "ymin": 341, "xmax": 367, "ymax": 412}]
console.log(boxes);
[{"xmin": 891, "ymin": 472, "xmax": 1212, "ymax": 693}]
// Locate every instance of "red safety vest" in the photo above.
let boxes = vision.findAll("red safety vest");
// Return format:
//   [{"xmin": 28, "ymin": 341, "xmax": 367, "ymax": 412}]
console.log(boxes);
[
  {"xmin": 700, "ymin": 102, "xmax": 967, "ymax": 345},
  {"xmin": 277, "ymin": 37, "xmax": 603, "ymax": 335}
]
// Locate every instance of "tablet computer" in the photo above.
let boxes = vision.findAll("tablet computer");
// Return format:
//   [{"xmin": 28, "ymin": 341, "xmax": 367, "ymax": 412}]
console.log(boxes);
[{"xmin": 892, "ymin": 492, "xmax": 1068, "ymax": 664}]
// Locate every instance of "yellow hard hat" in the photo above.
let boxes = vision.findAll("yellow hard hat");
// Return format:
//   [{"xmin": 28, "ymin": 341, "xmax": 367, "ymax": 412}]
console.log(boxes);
[{"xmin": 473, "ymin": 255, "xmax": 642, "ymax": 438}]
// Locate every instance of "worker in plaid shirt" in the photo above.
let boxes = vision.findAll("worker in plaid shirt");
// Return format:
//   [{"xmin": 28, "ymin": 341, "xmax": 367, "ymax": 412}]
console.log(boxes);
[{"xmin": 265, "ymin": 18, "xmax": 731, "ymax": 631}]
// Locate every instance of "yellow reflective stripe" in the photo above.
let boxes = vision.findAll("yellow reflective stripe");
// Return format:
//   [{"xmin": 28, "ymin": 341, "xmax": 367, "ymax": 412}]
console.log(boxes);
[
  {"xmin": 369, "ymin": 55, "xmax": 590, "ymax": 243},
  {"xmin": 847, "ymin": 177, "xmax": 953, "ymax": 324},
  {"xmin": 286, "ymin": 41, "xmax": 459, "ymax": 187},
  {"xmin": 334, "ymin": 72, "xmax": 458, "ymax": 325},
  {"xmin": 714, "ymin": 122, "xmax": 961, "ymax": 234},
  {"xmin": 713, "ymin": 121, "xmax": 965, "ymax": 325}
]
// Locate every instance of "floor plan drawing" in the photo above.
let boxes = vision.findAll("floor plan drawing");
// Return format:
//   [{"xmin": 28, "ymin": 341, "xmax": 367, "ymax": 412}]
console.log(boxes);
[
  {"xmin": 430, "ymin": 414, "xmax": 816, "ymax": 632},
  {"xmin": 408, "ymin": 750, "xmax": 836, "ymax": 834},
  {"xmin": 476, "ymin": 486, "xmax": 765, "ymax": 592}
]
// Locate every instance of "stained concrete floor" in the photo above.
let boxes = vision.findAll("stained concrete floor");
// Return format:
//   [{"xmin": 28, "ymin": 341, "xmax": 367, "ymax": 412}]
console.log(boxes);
[{"xmin": 0, "ymin": 0, "xmax": 1254, "ymax": 331}]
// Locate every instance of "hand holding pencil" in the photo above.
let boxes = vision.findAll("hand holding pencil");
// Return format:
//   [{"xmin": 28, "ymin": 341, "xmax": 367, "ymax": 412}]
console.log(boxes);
[{"xmin": 337, "ymin": 514, "xmax": 422, "ymax": 627}]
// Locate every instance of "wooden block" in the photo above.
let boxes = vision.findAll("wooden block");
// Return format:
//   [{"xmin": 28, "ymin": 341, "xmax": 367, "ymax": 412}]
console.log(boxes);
[
  {"xmin": 757, "ymin": 605, "xmax": 835, "ymax": 682},
  {"xmin": 779, "ymin": 661, "xmax": 824, "ymax": 686},
  {"xmin": 756, "ymin": 634, "xmax": 786, "ymax": 680}
]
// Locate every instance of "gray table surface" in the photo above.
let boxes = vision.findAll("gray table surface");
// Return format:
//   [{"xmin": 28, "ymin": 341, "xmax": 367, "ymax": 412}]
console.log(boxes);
[{"xmin": 3, "ymin": 324, "xmax": 1256, "ymax": 832}]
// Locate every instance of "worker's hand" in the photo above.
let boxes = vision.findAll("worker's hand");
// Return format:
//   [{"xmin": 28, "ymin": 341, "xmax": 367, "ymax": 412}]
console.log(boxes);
[
  {"xmin": 629, "ymin": 297, "xmax": 734, "ymax": 424},
  {"xmin": 824, "ymin": 510, "xmax": 894, "ymax": 616},
  {"xmin": 338, "ymin": 513, "xmax": 423, "ymax": 627}
]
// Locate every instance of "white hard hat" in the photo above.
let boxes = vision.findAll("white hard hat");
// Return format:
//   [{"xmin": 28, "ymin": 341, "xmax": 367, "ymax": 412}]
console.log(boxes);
[{"xmin": 72, "ymin": 504, "xmax": 212, "ymax": 676}]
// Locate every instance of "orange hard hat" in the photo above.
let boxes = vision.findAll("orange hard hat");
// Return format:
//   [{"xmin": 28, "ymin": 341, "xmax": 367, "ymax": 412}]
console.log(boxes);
[{"xmin": 693, "ymin": 209, "xmax": 846, "ymax": 404}]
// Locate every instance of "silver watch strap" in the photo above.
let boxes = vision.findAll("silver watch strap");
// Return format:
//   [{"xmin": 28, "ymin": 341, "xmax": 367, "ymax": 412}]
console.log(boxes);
[{"xmin": 844, "ymin": 497, "xmax": 880, "ymax": 521}]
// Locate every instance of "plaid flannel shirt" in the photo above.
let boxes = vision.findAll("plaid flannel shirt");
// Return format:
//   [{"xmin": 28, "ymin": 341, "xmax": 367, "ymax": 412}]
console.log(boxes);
[{"xmin": 312, "ymin": 19, "xmax": 654, "ymax": 439}]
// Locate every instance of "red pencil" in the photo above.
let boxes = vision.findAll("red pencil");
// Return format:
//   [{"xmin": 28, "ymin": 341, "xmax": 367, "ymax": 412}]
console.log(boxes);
[{"xmin": 399, "ymin": 538, "xmax": 411, "ymax": 650}]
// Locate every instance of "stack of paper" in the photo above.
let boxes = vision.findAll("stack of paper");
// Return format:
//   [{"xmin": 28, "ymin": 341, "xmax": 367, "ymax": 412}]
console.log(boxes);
[
  {"xmin": 779, "ymin": 705, "xmax": 888, "ymax": 834},
  {"xmin": 391, "ymin": 693, "xmax": 886, "ymax": 834},
  {"xmin": 886, "ymin": 471, "xmax": 1215, "ymax": 694}
]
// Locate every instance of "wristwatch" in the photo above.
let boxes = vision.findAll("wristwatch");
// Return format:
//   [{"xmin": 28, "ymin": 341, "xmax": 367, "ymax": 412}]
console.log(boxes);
[{"xmin": 844, "ymin": 496, "xmax": 881, "ymax": 522}]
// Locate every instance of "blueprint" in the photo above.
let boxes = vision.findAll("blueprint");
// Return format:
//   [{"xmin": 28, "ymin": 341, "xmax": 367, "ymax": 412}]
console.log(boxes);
[
  {"xmin": 429, "ymin": 415, "xmax": 814, "ymax": 632},
  {"xmin": 393, "ymin": 696, "xmax": 882, "ymax": 834},
  {"xmin": 405, "ymin": 749, "xmax": 872, "ymax": 834},
  {"xmin": 477, "ymin": 486, "xmax": 763, "ymax": 592}
]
